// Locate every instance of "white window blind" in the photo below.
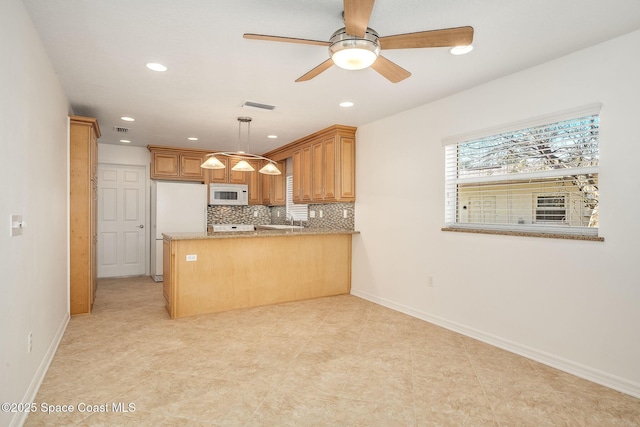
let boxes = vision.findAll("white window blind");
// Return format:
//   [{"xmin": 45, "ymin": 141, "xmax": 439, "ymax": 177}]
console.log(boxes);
[
  {"xmin": 286, "ymin": 175, "xmax": 308, "ymax": 221},
  {"xmin": 444, "ymin": 109, "xmax": 600, "ymax": 236}
]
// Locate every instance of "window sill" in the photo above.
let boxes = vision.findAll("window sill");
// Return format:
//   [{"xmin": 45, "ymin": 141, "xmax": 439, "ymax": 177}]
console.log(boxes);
[{"xmin": 441, "ymin": 227, "xmax": 604, "ymax": 242}]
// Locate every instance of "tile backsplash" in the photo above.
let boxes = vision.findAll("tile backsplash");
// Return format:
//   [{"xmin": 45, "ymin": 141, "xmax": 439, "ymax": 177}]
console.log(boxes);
[
  {"xmin": 207, "ymin": 205, "xmax": 271, "ymax": 227},
  {"xmin": 208, "ymin": 202, "xmax": 355, "ymax": 230},
  {"xmin": 306, "ymin": 203, "xmax": 355, "ymax": 230}
]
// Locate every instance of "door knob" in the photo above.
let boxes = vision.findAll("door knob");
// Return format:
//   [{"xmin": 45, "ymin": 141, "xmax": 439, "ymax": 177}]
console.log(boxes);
[{"xmin": 138, "ymin": 225, "xmax": 144, "ymax": 228}]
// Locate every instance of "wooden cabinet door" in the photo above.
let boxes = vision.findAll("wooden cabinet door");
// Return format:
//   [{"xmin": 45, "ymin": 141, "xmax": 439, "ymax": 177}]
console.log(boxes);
[
  {"xmin": 180, "ymin": 154, "xmax": 205, "ymax": 180},
  {"xmin": 70, "ymin": 116, "xmax": 100, "ymax": 315},
  {"xmin": 338, "ymin": 136, "xmax": 356, "ymax": 200},
  {"xmin": 149, "ymin": 146, "xmax": 209, "ymax": 182},
  {"xmin": 311, "ymin": 140, "xmax": 324, "ymax": 200},
  {"xmin": 152, "ymin": 152, "xmax": 180, "ymax": 178},
  {"xmin": 90, "ymin": 129, "xmax": 98, "ymax": 308},
  {"xmin": 292, "ymin": 150, "xmax": 302, "ymax": 203},
  {"xmin": 271, "ymin": 160, "xmax": 286, "ymax": 206},
  {"xmin": 293, "ymin": 147, "xmax": 312, "ymax": 203},
  {"xmin": 229, "ymin": 158, "xmax": 248, "ymax": 184},
  {"xmin": 322, "ymin": 136, "xmax": 337, "ymax": 201},
  {"xmin": 300, "ymin": 146, "xmax": 312, "ymax": 202},
  {"xmin": 261, "ymin": 166, "xmax": 272, "ymax": 205},
  {"xmin": 208, "ymin": 156, "xmax": 229, "ymax": 183},
  {"xmin": 247, "ymin": 160, "xmax": 262, "ymax": 205}
]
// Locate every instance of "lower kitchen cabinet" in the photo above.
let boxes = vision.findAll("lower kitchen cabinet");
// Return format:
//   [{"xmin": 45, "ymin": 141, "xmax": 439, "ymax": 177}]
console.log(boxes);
[{"xmin": 162, "ymin": 232, "xmax": 354, "ymax": 319}]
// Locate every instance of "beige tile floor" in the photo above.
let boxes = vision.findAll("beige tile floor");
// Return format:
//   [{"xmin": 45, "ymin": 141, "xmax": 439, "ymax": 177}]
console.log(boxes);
[{"xmin": 25, "ymin": 276, "xmax": 640, "ymax": 426}]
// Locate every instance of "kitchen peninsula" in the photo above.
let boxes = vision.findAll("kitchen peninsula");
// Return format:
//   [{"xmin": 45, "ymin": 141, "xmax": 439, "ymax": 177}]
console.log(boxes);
[{"xmin": 162, "ymin": 228, "xmax": 358, "ymax": 319}]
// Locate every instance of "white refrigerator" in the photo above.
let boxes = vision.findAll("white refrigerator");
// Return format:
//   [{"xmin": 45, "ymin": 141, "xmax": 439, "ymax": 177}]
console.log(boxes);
[{"xmin": 150, "ymin": 181, "xmax": 207, "ymax": 281}]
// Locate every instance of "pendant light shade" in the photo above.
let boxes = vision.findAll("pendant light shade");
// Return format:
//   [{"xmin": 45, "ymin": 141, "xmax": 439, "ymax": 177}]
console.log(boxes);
[
  {"xmin": 200, "ymin": 155, "xmax": 226, "ymax": 169},
  {"xmin": 200, "ymin": 117, "xmax": 281, "ymax": 175},
  {"xmin": 231, "ymin": 159, "xmax": 255, "ymax": 172},
  {"xmin": 259, "ymin": 162, "xmax": 281, "ymax": 175}
]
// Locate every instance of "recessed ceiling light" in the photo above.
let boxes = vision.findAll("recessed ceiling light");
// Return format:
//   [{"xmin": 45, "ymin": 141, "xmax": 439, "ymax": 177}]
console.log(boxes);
[
  {"xmin": 120, "ymin": 116, "xmax": 135, "ymax": 122},
  {"xmin": 146, "ymin": 62, "xmax": 168, "ymax": 72},
  {"xmin": 339, "ymin": 101, "xmax": 354, "ymax": 108},
  {"xmin": 120, "ymin": 139, "xmax": 131, "ymax": 143},
  {"xmin": 187, "ymin": 137, "xmax": 199, "ymax": 141},
  {"xmin": 449, "ymin": 45, "xmax": 474, "ymax": 55},
  {"xmin": 267, "ymin": 135, "xmax": 278, "ymax": 139}
]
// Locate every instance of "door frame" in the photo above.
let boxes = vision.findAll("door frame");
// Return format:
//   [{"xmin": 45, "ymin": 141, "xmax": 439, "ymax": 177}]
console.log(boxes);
[{"xmin": 97, "ymin": 162, "xmax": 150, "ymax": 277}]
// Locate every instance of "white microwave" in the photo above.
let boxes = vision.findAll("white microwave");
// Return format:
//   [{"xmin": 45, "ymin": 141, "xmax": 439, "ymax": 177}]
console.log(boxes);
[{"xmin": 209, "ymin": 183, "xmax": 248, "ymax": 206}]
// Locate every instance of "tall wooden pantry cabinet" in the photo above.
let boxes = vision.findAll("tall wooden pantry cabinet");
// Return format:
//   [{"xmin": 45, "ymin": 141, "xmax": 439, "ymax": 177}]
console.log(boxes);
[{"xmin": 69, "ymin": 115, "xmax": 100, "ymax": 315}]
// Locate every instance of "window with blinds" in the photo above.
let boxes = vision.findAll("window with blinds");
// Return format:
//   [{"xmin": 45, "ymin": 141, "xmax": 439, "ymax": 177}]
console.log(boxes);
[
  {"xmin": 444, "ymin": 105, "xmax": 600, "ymax": 236},
  {"xmin": 286, "ymin": 175, "xmax": 308, "ymax": 221}
]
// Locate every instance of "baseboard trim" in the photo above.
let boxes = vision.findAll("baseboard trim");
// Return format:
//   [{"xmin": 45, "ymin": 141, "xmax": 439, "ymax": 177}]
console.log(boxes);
[
  {"xmin": 351, "ymin": 288, "xmax": 640, "ymax": 399},
  {"xmin": 10, "ymin": 312, "xmax": 69, "ymax": 427}
]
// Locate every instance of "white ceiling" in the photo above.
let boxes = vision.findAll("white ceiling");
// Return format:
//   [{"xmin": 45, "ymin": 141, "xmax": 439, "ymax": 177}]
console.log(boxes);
[{"xmin": 22, "ymin": 0, "xmax": 640, "ymax": 154}]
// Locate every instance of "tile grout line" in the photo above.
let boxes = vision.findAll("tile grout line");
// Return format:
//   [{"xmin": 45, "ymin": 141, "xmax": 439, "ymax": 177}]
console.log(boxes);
[
  {"xmin": 244, "ymin": 299, "xmax": 342, "ymax": 427},
  {"xmin": 461, "ymin": 337, "xmax": 502, "ymax": 427},
  {"xmin": 525, "ymin": 359, "xmax": 586, "ymax": 427}
]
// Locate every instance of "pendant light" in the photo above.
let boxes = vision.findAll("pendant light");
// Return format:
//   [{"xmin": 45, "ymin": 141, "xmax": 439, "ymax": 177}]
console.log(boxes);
[{"xmin": 201, "ymin": 117, "xmax": 281, "ymax": 175}]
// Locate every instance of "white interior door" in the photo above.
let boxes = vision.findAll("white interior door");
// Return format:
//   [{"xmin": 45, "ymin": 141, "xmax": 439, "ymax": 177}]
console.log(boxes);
[{"xmin": 97, "ymin": 164, "xmax": 146, "ymax": 277}]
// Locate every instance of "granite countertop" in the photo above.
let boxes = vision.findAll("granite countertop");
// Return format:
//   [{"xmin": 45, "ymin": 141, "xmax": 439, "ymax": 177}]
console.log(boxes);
[{"xmin": 163, "ymin": 228, "xmax": 360, "ymax": 241}]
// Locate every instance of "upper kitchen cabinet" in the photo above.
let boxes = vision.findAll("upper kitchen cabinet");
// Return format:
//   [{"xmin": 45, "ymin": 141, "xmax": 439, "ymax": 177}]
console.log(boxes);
[
  {"xmin": 69, "ymin": 115, "xmax": 101, "ymax": 315},
  {"xmin": 148, "ymin": 146, "xmax": 206, "ymax": 182},
  {"xmin": 261, "ymin": 160, "xmax": 286, "ymax": 206},
  {"xmin": 292, "ymin": 146, "xmax": 312, "ymax": 203},
  {"xmin": 313, "ymin": 130, "xmax": 355, "ymax": 202},
  {"xmin": 206, "ymin": 157, "xmax": 250, "ymax": 185},
  {"xmin": 245, "ymin": 159, "xmax": 262, "ymax": 205},
  {"xmin": 208, "ymin": 156, "xmax": 229, "ymax": 183},
  {"xmin": 265, "ymin": 125, "xmax": 356, "ymax": 204}
]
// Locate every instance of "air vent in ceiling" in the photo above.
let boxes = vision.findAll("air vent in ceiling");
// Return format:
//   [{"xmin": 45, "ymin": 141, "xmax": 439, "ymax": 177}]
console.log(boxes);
[
  {"xmin": 241, "ymin": 101, "xmax": 276, "ymax": 111},
  {"xmin": 113, "ymin": 126, "xmax": 129, "ymax": 133}
]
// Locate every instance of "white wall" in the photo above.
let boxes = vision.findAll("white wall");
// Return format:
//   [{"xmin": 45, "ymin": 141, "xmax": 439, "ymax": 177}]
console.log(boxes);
[
  {"xmin": 352, "ymin": 30, "xmax": 640, "ymax": 397},
  {"xmin": 0, "ymin": 1, "xmax": 72, "ymax": 426}
]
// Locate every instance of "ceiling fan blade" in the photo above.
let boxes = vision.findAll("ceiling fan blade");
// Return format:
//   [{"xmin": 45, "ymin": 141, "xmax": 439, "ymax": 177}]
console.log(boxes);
[
  {"xmin": 244, "ymin": 33, "xmax": 330, "ymax": 47},
  {"xmin": 379, "ymin": 26, "xmax": 474, "ymax": 50},
  {"xmin": 295, "ymin": 59, "xmax": 335, "ymax": 82},
  {"xmin": 370, "ymin": 55, "xmax": 411, "ymax": 83},
  {"xmin": 343, "ymin": 0, "xmax": 375, "ymax": 37}
]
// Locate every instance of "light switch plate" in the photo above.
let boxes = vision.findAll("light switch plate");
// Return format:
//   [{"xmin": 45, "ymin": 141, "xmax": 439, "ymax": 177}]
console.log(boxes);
[
  {"xmin": 10, "ymin": 214, "xmax": 23, "ymax": 237},
  {"xmin": 186, "ymin": 254, "xmax": 197, "ymax": 262}
]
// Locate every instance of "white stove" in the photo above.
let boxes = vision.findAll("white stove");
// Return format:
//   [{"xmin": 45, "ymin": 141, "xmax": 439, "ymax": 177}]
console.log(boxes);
[{"xmin": 211, "ymin": 224, "xmax": 255, "ymax": 232}]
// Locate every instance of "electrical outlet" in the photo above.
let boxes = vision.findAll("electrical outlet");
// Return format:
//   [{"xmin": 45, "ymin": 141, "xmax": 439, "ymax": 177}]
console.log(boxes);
[
  {"xmin": 277, "ymin": 211, "xmax": 280, "ymax": 217},
  {"xmin": 310, "ymin": 210, "xmax": 316, "ymax": 218},
  {"xmin": 253, "ymin": 211, "xmax": 258, "ymax": 217},
  {"xmin": 319, "ymin": 210, "xmax": 323, "ymax": 218},
  {"xmin": 427, "ymin": 276, "xmax": 434, "ymax": 287},
  {"xmin": 186, "ymin": 254, "xmax": 197, "ymax": 262},
  {"xmin": 343, "ymin": 209, "xmax": 348, "ymax": 218},
  {"xmin": 28, "ymin": 332, "xmax": 32, "ymax": 353}
]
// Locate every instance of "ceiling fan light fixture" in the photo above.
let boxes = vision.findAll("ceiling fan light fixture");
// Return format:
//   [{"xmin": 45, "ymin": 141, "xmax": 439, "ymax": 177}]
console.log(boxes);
[
  {"xmin": 329, "ymin": 28, "xmax": 380, "ymax": 70},
  {"xmin": 145, "ymin": 62, "xmax": 168, "ymax": 72},
  {"xmin": 449, "ymin": 45, "xmax": 474, "ymax": 55}
]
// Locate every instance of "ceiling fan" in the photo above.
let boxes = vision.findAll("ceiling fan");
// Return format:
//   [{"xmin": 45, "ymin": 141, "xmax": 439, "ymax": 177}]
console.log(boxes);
[{"xmin": 243, "ymin": 0, "xmax": 473, "ymax": 83}]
